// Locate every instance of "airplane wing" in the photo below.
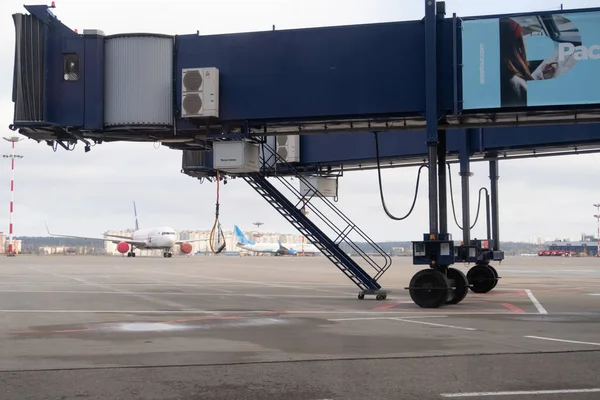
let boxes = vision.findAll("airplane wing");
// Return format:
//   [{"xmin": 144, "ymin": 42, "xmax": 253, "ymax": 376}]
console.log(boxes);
[
  {"xmin": 45, "ymin": 223, "xmax": 147, "ymax": 246},
  {"xmin": 175, "ymin": 238, "xmax": 210, "ymax": 244},
  {"xmin": 103, "ymin": 233, "xmax": 135, "ymax": 240}
]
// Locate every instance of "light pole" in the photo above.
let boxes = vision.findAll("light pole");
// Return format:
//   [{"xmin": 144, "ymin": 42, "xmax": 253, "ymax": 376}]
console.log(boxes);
[
  {"xmin": 3, "ymin": 135, "xmax": 24, "ymax": 256},
  {"xmin": 594, "ymin": 203, "xmax": 600, "ymax": 257}
]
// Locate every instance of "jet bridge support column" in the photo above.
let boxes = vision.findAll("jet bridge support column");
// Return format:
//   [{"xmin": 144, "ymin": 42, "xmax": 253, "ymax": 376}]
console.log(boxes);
[
  {"xmin": 406, "ymin": 0, "xmax": 467, "ymax": 309},
  {"xmin": 463, "ymin": 158, "xmax": 503, "ymax": 293},
  {"xmin": 460, "ymin": 157, "xmax": 503, "ymax": 293},
  {"xmin": 453, "ymin": 131, "xmax": 500, "ymax": 294}
]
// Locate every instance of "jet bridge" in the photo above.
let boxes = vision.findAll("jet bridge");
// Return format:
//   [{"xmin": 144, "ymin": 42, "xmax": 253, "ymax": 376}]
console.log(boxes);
[{"xmin": 9, "ymin": 1, "xmax": 600, "ymax": 306}]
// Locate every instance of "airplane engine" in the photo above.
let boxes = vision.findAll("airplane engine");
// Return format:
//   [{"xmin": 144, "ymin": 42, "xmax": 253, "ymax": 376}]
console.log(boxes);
[
  {"xmin": 179, "ymin": 242, "xmax": 193, "ymax": 254},
  {"xmin": 116, "ymin": 242, "xmax": 130, "ymax": 254}
]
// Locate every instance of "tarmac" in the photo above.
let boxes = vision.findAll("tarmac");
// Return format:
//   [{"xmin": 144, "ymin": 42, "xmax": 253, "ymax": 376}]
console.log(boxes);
[{"xmin": 1, "ymin": 254, "xmax": 600, "ymax": 399}]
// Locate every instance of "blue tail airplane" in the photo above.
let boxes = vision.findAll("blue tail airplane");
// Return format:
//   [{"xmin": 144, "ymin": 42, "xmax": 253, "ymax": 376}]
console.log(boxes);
[{"xmin": 234, "ymin": 225, "xmax": 320, "ymax": 255}]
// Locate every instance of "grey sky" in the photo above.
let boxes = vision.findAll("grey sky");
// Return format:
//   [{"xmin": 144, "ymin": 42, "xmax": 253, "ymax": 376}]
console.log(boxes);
[{"xmin": 0, "ymin": 0, "xmax": 599, "ymax": 243}]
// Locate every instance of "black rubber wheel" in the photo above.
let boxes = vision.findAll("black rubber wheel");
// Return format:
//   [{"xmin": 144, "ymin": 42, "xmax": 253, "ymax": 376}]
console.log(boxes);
[
  {"xmin": 467, "ymin": 264, "xmax": 496, "ymax": 293},
  {"xmin": 446, "ymin": 267, "xmax": 469, "ymax": 304},
  {"xmin": 376, "ymin": 295, "xmax": 385, "ymax": 301},
  {"xmin": 358, "ymin": 294, "xmax": 365, "ymax": 300},
  {"xmin": 409, "ymin": 269, "xmax": 450, "ymax": 309},
  {"xmin": 488, "ymin": 265, "xmax": 499, "ymax": 289}
]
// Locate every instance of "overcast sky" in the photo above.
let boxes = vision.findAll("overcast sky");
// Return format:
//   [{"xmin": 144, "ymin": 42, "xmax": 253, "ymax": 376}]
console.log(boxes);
[{"xmin": 0, "ymin": 0, "xmax": 599, "ymax": 243}]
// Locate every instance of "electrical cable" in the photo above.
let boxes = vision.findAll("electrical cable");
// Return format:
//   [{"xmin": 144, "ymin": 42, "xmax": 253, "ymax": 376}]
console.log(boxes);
[
  {"xmin": 447, "ymin": 162, "xmax": 486, "ymax": 230},
  {"xmin": 374, "ymin": 132, "xmax": 427, "ymax": 221},
  {"xmin": 209, "ymin": 169, "xmax": 227, "ymax": 254}
]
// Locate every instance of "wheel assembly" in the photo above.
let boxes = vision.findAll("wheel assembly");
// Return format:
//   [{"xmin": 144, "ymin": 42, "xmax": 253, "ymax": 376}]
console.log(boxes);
[
  {"xmin": 487, "ymin": 265, "xmax": 499, "ymax": 289},
  {"xmin": 467, "ymin": 264, "xmax": 497, "ymax": 293},
  {"xmin": 446, "ymin": 267, "xmax": 469, "ymax": 304},
  {"xmin": 408, "ymin": 269, "xmax": 450, "ymax": 308}
]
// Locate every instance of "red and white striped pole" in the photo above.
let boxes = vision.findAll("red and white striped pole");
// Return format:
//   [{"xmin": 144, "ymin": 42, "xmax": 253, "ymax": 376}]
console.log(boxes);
[{"xmin": 3, "ymin": 136, "xmax": 24, "ymax": 256}]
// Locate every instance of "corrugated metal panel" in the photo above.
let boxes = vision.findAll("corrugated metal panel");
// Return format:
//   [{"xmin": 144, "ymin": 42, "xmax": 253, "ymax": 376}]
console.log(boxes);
[
  {"xmin": 104, "ymin": 35, "xmax": 173, "ymax": 126},
  {"xmin": 12, "ymin": 13, "xmax": 45, "ymax": 122}
]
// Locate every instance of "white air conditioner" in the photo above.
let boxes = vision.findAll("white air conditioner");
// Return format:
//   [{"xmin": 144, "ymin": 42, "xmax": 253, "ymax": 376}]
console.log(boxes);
[
  {"xmin": 181, "ymin": 67, "xmax": 219, "ymax": 118},
  {"xmin": 300, "ymin": 176, "xmax": 338, "ymax": 198},
  {"xmin": 276, "ymin": 135, "xmax": 300, "ymax": 163}
]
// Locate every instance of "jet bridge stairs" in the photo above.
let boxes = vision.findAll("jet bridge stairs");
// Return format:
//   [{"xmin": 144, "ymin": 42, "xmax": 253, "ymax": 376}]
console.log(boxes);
[{"xmin": 242, "ymin": 143, "xmax": 392, "ymax": 300}]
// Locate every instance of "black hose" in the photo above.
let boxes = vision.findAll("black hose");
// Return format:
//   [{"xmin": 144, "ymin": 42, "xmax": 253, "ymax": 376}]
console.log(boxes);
[{"xmin": 374, "ymin": 132, "xmax": 427, "ymax": 221}]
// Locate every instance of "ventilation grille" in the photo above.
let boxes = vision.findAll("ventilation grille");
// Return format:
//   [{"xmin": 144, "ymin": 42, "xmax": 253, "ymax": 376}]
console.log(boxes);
[
  {"xmin": 182, "ymin": 93, "xmax": 203, "ymax": 115},
  {"xmin": 183, "ymin": 70, "xmax": 203, "ymax": 92}
]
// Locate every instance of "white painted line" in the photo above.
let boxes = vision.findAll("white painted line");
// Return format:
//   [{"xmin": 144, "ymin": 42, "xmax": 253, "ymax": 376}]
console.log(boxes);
[
  {"xmin": 328, "ymin": 316, "xmax": 448, "ymax": 322},
  {"xmin": 441, "ymin": 388, "xmax": 600, "ymax": 397},
  {"xmin": 588, "ymin": 293, "xmax": 600, "ymax": 296},
  {"xmin": 524, "ymin": 289, "xmax": 548, "ymax": 315},
  {"xmin": 0, "ymin": 290, "xmax": 355, "ymax": 298},
  {"xmin": 0, "ymin": 309, "xmax": 544, "ymax": 315},
  {"xmin": 525, "ymin": 335, "xmax": 600, "ymax": 347},
  {"xmin": 392, "ymin": 318, "xmax": 477, "ymax": 331}
]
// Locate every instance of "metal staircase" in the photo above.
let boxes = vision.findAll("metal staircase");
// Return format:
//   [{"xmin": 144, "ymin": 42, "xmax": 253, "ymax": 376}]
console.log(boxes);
[{"xmin": 242, "ymin": 142, "xmax": 392, "ymax": 298}]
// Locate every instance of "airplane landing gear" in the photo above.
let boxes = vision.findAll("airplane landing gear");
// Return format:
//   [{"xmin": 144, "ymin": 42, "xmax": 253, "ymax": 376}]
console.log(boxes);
[
  {"xmin": 127, "ymin": 252, "xmax": 136, "ymax": 257},
  {"xmin": 163, "ymin": 252, "xmax": 173, "ymax": 258}
]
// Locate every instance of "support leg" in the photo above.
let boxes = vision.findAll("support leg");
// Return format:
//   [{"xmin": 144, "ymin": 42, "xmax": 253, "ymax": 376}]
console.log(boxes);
[
  {"xmin": 489, "ymin": 159, "xmax": 500, "ymax": 252},
  {"xmin": 460, "ymin": 152, "xmax": 471, "ymax": 246},
  {"xmin": 437, "ymin": 129, "xmax": 448, "ymax": 236},
  {"xmin": 408, "ymin": 0, "xmax": 456, "ymax": 309},
  {"xmin": 466, "ymin": 158, "xmax": 501, "ymax": 293}
]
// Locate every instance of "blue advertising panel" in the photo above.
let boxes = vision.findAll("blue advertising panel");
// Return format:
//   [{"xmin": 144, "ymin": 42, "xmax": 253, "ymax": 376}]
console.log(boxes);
[{"xmin": 462, "ymin": 10, "xmax": 600, "ymax": 110}]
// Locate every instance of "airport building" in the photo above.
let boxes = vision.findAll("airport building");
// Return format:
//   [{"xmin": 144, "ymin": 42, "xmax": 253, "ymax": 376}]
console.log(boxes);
[
  {"xmin": 0, "ymin": 232, "xmax": 22, "ymax": 254},
  {"xmin": 544, "ymin": 234, "xmax": 599, "ymax": 257},
  {"xmin": 103, "ymin": 228, "xmax": 304, "ymax": 256}
]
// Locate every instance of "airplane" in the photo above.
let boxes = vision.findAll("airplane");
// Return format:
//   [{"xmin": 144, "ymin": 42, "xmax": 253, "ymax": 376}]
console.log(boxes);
[
  {"xmin": 233, "ymin": 225, "xmax": 321, "ymax": 256},
  {"xmin": 46, "ymin": 202, "xmax": 209, "ymax": 258}
]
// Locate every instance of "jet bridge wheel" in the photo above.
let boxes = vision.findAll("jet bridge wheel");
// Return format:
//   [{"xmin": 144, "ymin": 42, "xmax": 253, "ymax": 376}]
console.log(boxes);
[
  {"xmin": 467, "ymin": 264, "xmax": 497, "ymax": 293},
  {"xmin": 488, "ymin": 265, "xmax": 499, "ymax": 289},
  {"xmin": 408, "ymin": 269, "xmax": 450, "ymax": 309},
  {"xmin": 445, "ymin": 267, "xmax": 469, "ymax": 305}
]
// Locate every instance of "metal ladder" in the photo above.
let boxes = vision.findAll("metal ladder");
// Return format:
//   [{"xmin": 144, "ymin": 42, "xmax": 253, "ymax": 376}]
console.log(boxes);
[{"xmin": 242, "ymin": 141, "xmax": 392, "ymax": 297}]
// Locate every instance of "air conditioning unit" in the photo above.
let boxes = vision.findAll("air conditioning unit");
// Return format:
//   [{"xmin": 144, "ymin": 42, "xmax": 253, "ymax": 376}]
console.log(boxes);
[
  {"xmin": 300, "ymin": 176, "xmax": 338, "ymax": 198},
  {"xmin": 181, "ymin": 67, "xmax": 219, "ymax": 118},
  {"xmin": 276, "ymin": 135, "xmax": 300, "ymax": 163},
  {"xmin": 213, "ymin": 141, "xmax": 260, "ymax": 173}
]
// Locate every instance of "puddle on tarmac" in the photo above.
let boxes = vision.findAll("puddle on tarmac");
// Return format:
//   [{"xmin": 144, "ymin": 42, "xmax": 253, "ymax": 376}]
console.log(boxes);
[
  {"xmin": 94, "ymin": 318, "xmax": 288, "ymax": 333},
  {"xmin": 113, "ymin": 322, "xmax": 193, "ymax": 332}
]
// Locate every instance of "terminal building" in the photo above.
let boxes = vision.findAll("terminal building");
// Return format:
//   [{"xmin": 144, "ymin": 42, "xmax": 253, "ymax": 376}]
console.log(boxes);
[{"xmin": 545, "ymin": 234, "xmax": 599, "ymax": 257}]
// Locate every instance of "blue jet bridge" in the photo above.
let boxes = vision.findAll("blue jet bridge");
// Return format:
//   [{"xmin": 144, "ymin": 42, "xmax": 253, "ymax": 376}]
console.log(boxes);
[{"xmin": 9, "ymin": 1, "xmax": 600, "ymax": 307}]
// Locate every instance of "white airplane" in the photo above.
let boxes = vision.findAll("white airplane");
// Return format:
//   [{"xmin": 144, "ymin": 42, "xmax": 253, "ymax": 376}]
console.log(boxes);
[
  {"xmin": 234, "ymin": 225, "xmax": 321, "ymax": 255},
  {"xmin": 46, "ymin": 202, "xmax": 208, "ymax": 258}
]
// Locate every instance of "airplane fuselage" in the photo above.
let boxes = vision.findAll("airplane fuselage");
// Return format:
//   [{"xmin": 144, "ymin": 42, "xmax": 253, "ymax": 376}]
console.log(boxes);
[
  {"xmin": 130, "ymin": 226, "xmax": 178, "ymax": 249},
  {"xmin": 237, "ymin": 242, "xmax": 320, "ymax": 255}
]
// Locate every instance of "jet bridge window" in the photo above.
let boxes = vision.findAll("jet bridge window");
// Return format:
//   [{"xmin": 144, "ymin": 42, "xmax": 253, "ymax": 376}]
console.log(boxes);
[{"xmin": 63, "ymin": 54, "xmax": 80, "ymax": 81}]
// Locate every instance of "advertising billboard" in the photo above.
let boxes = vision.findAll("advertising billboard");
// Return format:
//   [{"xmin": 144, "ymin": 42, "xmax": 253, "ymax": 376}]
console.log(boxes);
[{"xmin": 461, "ymin": 10, "xmax": 600, "ymax": 110}]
